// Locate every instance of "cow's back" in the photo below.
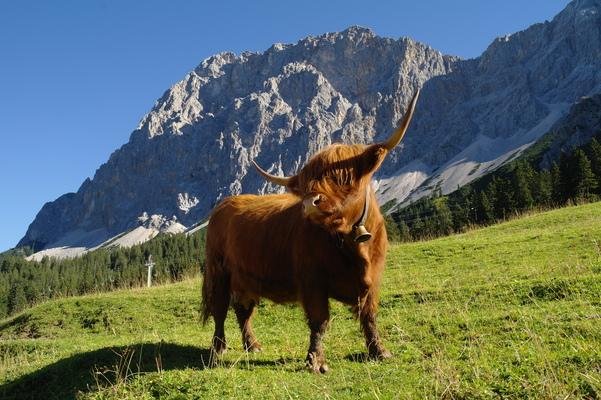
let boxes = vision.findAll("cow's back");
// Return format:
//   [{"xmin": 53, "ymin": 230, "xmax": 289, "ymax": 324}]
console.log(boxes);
[{"xmin": 206, "ymin": 193, "xmax": 302, "ymax": 303}]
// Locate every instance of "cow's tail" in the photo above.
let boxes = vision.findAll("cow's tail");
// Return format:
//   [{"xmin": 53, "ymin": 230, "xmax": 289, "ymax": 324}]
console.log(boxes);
[
  {"xmin": 201, "ymin": 249, "xmax": 226, "ymax": 325},
  {"xmin": 200, "ymin": 252, "xmax": 215, "ymax": 325}
]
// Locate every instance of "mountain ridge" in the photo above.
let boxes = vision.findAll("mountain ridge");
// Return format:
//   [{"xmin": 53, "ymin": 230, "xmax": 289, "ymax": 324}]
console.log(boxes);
[{"xmin": 18, "ymin": 0, "xmax": 601, "ymax": 255}]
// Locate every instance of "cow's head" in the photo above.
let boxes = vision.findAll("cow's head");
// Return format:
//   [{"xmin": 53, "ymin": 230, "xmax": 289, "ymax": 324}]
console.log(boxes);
[{"xmin": 253, "ymin": 90, "xmax": 420, "ymax": 241}]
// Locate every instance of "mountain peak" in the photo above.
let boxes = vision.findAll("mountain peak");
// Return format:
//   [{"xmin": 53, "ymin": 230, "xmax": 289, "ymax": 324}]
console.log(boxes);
[
  {"xmin": 19, "ymin": 0, "xmax": 601, "ymax": 257},
  {"xmin": 339, "ymin": 25, "xmax": 375, "ymax": 38},
  {"xmin": 554, "ymin": 0, "xmax": 601, "ymax": 25},
  {"xmin": 297, "ymin": 25, "xmax": 378, "ymax": 47},
  {"xmin": 570, "ymin": 0, "xmax": 601, "ymax": 10}
]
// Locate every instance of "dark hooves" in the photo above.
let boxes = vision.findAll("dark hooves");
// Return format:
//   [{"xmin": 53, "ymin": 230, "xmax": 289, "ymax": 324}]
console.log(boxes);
[
  {"xmin": 306, "ymin": 352, "xmax": 329, "ymax": 373},
  {"xmin": 244, "ymin": 342, "xmax": 263, "ymax": 353},
  {"xmin": 211, "ymin": 337, "xmax": 227, "ymax": 356},
  {"xmin": 369, "ymin": 348, "xmax": 392, "ymax": 360},
  {"xmin": 306, "ymin": 362, "xmax": 329, "ymax": 374}
]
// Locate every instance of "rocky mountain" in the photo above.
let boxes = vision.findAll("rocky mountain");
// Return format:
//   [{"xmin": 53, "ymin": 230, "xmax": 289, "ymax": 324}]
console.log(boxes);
[
  {"xmin": 379, "ymin": 0, "xmax": 601, "ymax": 208},
  {"xmin": 19, "ymin": 0, "xmax": 601, "ymax": 255},
  {"xmin": 534, "ymin": 93, "xmax": 601, "ymax": 169}
]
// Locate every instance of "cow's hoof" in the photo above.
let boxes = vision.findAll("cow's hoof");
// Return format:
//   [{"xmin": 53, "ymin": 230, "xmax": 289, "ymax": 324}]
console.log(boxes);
[
  {"xmin": 214, "ymin": 346, "xmax": 227, "ymax": 356},
  {"xmin": 244, "ymin": 341, "xmax": 263, "ymax": 353},
  {"xmin": 306, "ymin": 352, "xmax": 329, "ymax": 374},
  {"xmin": 369, "ymin": 347, "xmax": 392, "ymax": 360},
  {"xmin": 212, "ymin": 337, "xmax": 227, "ymax": 355}
]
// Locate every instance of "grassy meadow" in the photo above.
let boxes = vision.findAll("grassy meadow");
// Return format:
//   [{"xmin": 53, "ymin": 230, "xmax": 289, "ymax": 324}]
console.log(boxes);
[{"xmin": 1, "ymin": 202, "xmax": 601, "ymax": 399}]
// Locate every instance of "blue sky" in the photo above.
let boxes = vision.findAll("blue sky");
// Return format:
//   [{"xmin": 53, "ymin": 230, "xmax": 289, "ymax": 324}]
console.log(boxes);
[{"xmin": 0, "ymin": 0, "xmax": 570, "ymax": 252}]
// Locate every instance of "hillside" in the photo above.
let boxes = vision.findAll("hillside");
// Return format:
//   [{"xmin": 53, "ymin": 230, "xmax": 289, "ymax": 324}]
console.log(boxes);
[
  {"xmin": 2, "ymin": 202, "xmax": 601, "ymax": 399},
  {"xmin": 386, "ymin": 108, "xmax": 601, "ymax": 242}
]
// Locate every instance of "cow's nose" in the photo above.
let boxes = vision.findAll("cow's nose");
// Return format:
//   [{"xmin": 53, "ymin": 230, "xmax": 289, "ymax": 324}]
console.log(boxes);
[{"xmin": 303, "ymin": 194, "xmax": 322, "ymax": 216}]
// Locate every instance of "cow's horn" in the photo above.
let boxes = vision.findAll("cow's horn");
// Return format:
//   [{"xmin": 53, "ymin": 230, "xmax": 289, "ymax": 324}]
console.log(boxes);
[
  {"xmin": 382, "ymin": 89, "xmax": 420, "ymax": 150},
  {"xmin": 252, "ymin": 160, "xmax": 292, "ymax": 186}
]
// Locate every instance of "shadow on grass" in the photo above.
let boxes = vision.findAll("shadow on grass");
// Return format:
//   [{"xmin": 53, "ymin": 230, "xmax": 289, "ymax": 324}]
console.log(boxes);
[
  {"xmin": 343, "ymin": 352, "xmax": 395, "ymax": 363},
  {"xmin": 0, "ymin": 342, "xmax": 212, "ymax": 400},
  {"xmin": 344, "ymin": 352, "xmax": 371, "ymax": 363},
  {"xmin": 229, "ymin": 356, "xmax": 297, "ymax": 368}
]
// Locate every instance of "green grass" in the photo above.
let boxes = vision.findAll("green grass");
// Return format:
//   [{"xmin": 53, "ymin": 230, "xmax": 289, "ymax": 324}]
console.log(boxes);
[{"xmin": 2, "ymin": 203, "xmax": 601, "ymax": 399}]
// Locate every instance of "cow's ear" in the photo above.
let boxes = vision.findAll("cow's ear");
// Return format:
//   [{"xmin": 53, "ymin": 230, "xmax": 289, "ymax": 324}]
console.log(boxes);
[{"xmin": 357, "ymin": 145, "xmax": 387, "ymax": 177}]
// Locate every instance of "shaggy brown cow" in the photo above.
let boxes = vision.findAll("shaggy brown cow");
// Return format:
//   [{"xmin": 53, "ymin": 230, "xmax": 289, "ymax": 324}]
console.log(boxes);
[{"xmin": 201, "ymin": 90, "xmax": 420, "ymax": 373}]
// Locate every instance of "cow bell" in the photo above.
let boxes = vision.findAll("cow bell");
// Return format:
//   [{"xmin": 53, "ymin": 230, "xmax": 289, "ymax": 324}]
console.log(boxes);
[{"xmin": 353, "ymin": 224, "xmax": 372, "ymax": 243}]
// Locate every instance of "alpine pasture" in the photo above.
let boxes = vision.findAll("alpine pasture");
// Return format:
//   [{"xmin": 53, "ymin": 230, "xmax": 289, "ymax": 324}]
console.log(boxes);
[{"xmin": 1, "ymin": 202, "xmax": 600, "ymax": 399}]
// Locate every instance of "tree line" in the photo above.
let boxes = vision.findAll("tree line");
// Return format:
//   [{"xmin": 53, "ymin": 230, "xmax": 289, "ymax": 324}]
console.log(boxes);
[
  {"xmin": 0, "ymin": 230, "xmax": 206, "ymax": 318},
  {"xmin": 3, "ymin": 134, "xmax": 600, "ymax": 318},
  {"xmin": 386, "ymin": 136, "xmax": 601, "ymax": 242}
]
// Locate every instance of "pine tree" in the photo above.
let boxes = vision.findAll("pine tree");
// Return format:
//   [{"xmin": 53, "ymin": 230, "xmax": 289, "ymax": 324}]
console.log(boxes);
[
  {"xmin": 433, "ymin": 198, "xmax": 454, "ymax": 236},
  {"xmin": 398, "ymin": 221, "xmax": 412, "ymax": 242},
  {"xmin": 7, "ymin": 281, "xmax": 27, "ymax": 314},
  {"xmin": 588, "ymin": 138, "xmax": 601, "ymax": 193},
  {"xmin": 512, "ymin": 161, "xmax": 534, "ymax": 210},
  {"xmin": 550, "ymin": 161, "xmax": 562, "ymax": 204},
  {"xmin": 559, "ymin": 152, "xmax": 575, "ymax": 201},
  {"xmin": 383, "ymin": 214, "xmax": 401, "ymax": 242},
  {"xmin": 485, "ymin": 178, "xmax": 498, "ymax": 216},
  {"xmin": 412, "ymin": 217, "xmax": 424, "ymax": 239},
  {"xmin": 572, "ymin": 149, "xmax": 597, "ymax": 199},
  {"xmin": 533, "ymin": 170, "xmax": 552, "ymax": 207},
  {"xmin": 491, "ymin": 177, "xmax": 515, "ymax": 219},
  {"xmin": 449, "ymin": 186, "xmax": 472, "ymax": 232},
  {"xmin": 476, "ymin": 191, "xmax": 494, "ymax": 223}
]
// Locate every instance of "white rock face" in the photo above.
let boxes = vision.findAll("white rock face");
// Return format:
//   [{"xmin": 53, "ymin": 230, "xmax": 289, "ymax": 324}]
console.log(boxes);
[
  {"xmin": 177, "ymin": 193, "xmax": 199, "ymax": 214},
  {"xmin": 26, "ymin": 214, "xmax": 185, "ymax": 261},
  {"xmin": 19, "ymin": 0, "xmax": 601, "ymax": 252}
]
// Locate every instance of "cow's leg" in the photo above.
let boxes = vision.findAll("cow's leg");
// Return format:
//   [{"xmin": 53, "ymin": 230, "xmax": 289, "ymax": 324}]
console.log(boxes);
[
  {"xmin": 359, "ymin": 291, "xmax": 391, "ymax": 359},
  {"xmin": 211, "ymin": 273, "xmax": 230, "ymax": 356},
  {"xmin": 233, "ymin": 300, "xmax": 262, "ymax": 352},
  {"xmin": 302, "ymin": 292, "xmax": 330, "ymax": 373}
]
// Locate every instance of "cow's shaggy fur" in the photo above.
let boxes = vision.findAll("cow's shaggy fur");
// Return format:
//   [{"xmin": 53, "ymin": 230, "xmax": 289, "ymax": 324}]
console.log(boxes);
[{"xmin": 201, "ymin": 92, "xmax": 419, "ymax": 373}]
